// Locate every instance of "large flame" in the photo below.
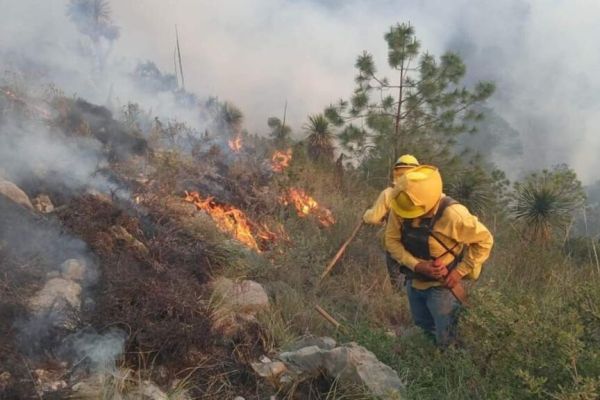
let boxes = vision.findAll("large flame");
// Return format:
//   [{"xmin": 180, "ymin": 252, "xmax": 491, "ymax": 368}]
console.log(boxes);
[
  {"xmin": 281, "ymin": 188, "xmax": 335, "ymax": 227},
  {"xmin": 184, "ymin": 191, "xmax": 276, "ymax": 252},
  {"xmin": 271, "ymin": 149, "xmax": 292, "ymax": 173},
  {"xmin": 228, "ymin": 136, "xmax": 242, "ymax": 153}
]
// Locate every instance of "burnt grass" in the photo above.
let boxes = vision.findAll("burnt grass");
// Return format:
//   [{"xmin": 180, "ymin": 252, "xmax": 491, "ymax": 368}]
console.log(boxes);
[
  {"xmin": 0, "ymin": 192, "xmax": 268, "ymax": 398},
  {"xmin": 0, "ymin": 196, "xmax": 84, "ymax": 399},
  {"xmin": 55, "ymin": 194, "xmax": 267, "ymax": 397},
  {"xmin": 1, "ymin": 92, "xmax": 275, "ymax": 398}
]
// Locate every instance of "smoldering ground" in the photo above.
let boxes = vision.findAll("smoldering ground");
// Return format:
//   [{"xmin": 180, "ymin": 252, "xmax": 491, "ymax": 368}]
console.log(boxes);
[{"xmin": 0, "ymin": 194, "xmax": 126, "ymax": 377}]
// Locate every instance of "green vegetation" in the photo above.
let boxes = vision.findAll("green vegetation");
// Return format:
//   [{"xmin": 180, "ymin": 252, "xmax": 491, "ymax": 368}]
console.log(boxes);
[
  {"xmin": 212, "ymin": 22, "xmax": 600, "ymax": 399},
  {"xmin": 324, "ymin": 22, "xmax": 494, "ymax": 184}
]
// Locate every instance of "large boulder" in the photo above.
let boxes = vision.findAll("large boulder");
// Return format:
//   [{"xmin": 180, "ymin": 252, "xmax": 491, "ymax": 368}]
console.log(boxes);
[
  {"xmin": 211, "ymin": 278, "xmax": 269, "ymax": 336},
  {"xmin": 323, "ymin": 343, "xmax": 403, "ymax": 399},
  {"xmin": 0, "ymin": 179, "xmax": 33, "ymax": 210},
  {"xmin": 263, "ymin": 339, "xmax": 404, "ymax": 399}
]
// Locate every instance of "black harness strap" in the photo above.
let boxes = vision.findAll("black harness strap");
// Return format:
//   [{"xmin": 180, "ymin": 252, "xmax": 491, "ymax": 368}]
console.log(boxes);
[{"xmin": 399, "ymin": 196, "xmax": 463, "ymax": 281}]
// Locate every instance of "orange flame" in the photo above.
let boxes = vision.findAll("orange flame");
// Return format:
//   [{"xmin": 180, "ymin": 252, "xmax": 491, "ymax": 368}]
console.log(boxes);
[
  {"xmin": 184, "ymin": 191, "xmax": 275, "ymax": 251},
  {"xmin": 271, "ymin": 149, "xmax": 292, "ymax": 173},
  {"xmin": 281, "ymin": 188, "xmax": 335, "ymax": 227},
  {"xmin": 228, "ymin": 136, "xmax": 242, "ymax": 153}
]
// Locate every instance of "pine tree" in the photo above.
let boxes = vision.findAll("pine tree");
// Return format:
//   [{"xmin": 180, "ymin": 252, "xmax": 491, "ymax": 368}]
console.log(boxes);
[{"xmin": 325, "ymin": 23, "xmax": 495, "ymax": 178}]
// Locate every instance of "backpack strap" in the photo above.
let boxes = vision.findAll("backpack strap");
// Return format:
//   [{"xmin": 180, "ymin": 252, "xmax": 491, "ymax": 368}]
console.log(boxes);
[
  {"xmin": 429, "ymin": 196, "xmax": 458, "ymax": 229},
  {"xmin": 428, "ymin": 196, "xmax": 462, "ymax": 260}
]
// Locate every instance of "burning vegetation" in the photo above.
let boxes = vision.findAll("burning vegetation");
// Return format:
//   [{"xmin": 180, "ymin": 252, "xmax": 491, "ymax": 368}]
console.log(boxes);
[
  {"xmin": 184, "ymin": 190, "xmax": 277, "ymax": 252},
  {"xmin": 228, "ymin": 136, "xmax": 243, "ymax": 153},
  {"xmin": 271, "ymin": 148, "xmax": 292, "ymax": 173},
  {"xmin": 281, "ymin": 188, "xmax": 335, "ymax": 227}
]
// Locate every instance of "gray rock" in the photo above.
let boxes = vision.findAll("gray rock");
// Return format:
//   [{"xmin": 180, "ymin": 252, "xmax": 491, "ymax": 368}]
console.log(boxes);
[
  {"xmin": 250, "ymin": 360, "xmax": 287, "ymax": 380},
  {"xmin": 0, "ymin": 179, "xmax": 33, "ymax": 210},
  {"xmin": 61, "ymin": 258, "xmax": 87, "ymax": 282},
  {"xmin": 285, "ymin": 335, "xmax": 337, "ymax": 352},
  {"xmin": 279, "ymin": 345, "xmax": 327, "ymax": 374},
  {"xmin": 324, "ymin": 343, "xmax": 403, "ymax": 398},
  {"xmin": 29, "ymin": 278, "xmax": 82, "ymax": 312},
  {"xmin": 211, "ymin": 278, "xmax": 269, "ymax": 336},
  {"xmin": 32, "ymin": 194, "xmax": 54, "ymax": 213},
  {"xmin": 29, "ymin": 278, "xmax": 82, "ymax": 329},
  {"xmin": 274, "ymin": 341, "xmax": 404, "ymax": 399},
  {"xmin": 212, "ymin": 278, "xmax": 269, "ymax": 315}
]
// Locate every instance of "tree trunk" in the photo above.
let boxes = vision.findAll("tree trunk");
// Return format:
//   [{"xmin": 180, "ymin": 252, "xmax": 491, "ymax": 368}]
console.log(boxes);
[{"xmin": 394, "ymin": 64, "xmax": 404, "ymax": 159}]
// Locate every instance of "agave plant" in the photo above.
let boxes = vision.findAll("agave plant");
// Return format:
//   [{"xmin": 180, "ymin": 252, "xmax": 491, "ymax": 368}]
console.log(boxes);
[
  {"xmin": 67, "ymin": 0, "xmax": 119, "ymax": 42},
  {"xmin": 511, "ymin": 165, "xmax": 585, "ymax": 243},
  {"xmin": 304, "ymin": 114, "xmax": 334, "ymax": 162},
  {"xmin": 220, "ymin": 102, "xmax": 244, "ymax": 135},
  {"xmin": 268, "ymin": 116, "xmax": 292, "ymax": 143},
  {"xmin": 446, "ymin": 165, "xmax": 508, "ymax": 217}
]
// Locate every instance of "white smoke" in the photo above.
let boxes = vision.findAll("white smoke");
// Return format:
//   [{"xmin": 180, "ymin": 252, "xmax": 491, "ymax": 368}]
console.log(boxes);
[
  {"xmin": 109, "ymin": 0, "xmax": 600, "ymax": 182},
  {"xmin": 65, "ymin": 328, "xmax": 127, "ymax": 373},
  {"xmin": 0, "ymin": 118, "xmax": 121, "ymax": 195},
  {"xmin": 1, "ymin": 0, "xmax": 599, "ymax": 181}
]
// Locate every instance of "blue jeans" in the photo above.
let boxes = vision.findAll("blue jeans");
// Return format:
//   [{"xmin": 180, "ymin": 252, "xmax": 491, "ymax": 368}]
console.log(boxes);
[{"xmin": 406, "ymin": 283, "xmax": 459, "ymax": 346}]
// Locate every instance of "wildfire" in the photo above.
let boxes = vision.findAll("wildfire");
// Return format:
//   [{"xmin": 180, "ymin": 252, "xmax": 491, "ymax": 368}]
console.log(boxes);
[
  {"xmin": 184, "ymin": 191, "xmax": 275, "ymax": 252},
  {"xmin": 271, "ymin": 149, "xmax": 292, "ymax": 173},
  {"xmin": 228, "ymin": 136, "xmax": 242, "ymax": 153},
  {"xmin": 281, "ymin": 188, "xmax": 335, "ymax": 227}
]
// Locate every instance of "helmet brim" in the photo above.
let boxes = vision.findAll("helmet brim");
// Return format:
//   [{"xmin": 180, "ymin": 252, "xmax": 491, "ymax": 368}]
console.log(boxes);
[{"xmin": 389, "ymin": 197, "xmax": 427, "ymax": 219}]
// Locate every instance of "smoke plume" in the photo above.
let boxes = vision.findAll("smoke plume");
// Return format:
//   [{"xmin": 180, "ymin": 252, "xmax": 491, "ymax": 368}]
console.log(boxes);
[{"xmin": 1, "ymin": 0, "xmax": 598, "ymax": 182}]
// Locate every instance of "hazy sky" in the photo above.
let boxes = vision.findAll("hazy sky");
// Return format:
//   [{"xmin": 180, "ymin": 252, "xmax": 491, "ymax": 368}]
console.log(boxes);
[{"xmin": 2, "ymin": 0, "xmax": 600, "ymax": 182}]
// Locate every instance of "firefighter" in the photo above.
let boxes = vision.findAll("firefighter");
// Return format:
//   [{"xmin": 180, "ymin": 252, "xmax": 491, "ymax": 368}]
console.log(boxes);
[
  {"xmin": 385, "ymin": 165, "xmax": 493, "ymax": 345},
  {"xmin": 363, "ymin": 154, "xmax": 419, "ymax": 289}
]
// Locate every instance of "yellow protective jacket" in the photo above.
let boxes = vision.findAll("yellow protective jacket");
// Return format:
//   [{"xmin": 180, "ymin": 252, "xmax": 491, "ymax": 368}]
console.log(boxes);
[
  {"xmin": 363, "ymin": 187, "xmax": 395, "ymax": 225},
  {"xmin": 385, "ymin": 196, "xmax": 494, "ymax": 290}
]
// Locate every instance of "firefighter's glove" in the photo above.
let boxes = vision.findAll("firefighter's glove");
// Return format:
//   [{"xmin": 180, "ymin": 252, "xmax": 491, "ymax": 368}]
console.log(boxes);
[
  {"xmin": 415, "ymin": 261, "xmax": 447, "ymax": 280},
  {"xmin": 444, "ymin": 269, "xmax": 462, "ymax": 289}
]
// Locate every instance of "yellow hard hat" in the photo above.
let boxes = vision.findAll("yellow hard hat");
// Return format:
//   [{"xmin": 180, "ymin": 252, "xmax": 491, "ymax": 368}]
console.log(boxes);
[
  {"xmin": 390, "ymin": 165, "xmax": 442, "ymax": 219},
  {"xmin": 393, "ymin": 154, "xmax": 419, "ymax": 169}
]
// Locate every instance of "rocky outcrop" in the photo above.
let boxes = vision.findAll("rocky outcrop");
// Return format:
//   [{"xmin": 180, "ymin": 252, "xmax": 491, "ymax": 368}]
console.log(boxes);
[{"xmin": 254, "ymin": 337, "xmax": 404, "ymax": 399}]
